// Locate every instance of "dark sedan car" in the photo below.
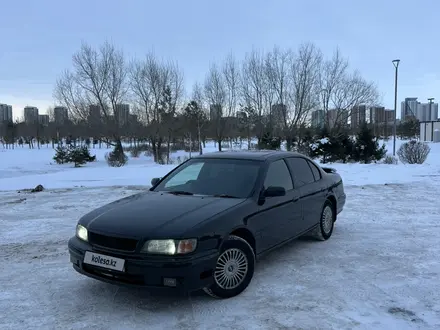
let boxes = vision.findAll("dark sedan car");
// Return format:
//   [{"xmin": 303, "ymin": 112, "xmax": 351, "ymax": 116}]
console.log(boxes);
[{"xmin": 68, "ymin": 150, "xmax": 346, "ymax": 299}]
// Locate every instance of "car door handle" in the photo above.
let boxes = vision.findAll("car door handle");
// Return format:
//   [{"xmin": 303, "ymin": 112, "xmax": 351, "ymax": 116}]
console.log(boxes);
[{"xmin": 292, "ymin": 197, "xmax": 300, "ymax": 202}]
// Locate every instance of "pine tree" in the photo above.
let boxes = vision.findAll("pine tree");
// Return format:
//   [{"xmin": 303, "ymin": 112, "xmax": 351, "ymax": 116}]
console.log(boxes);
[
  {"xmin": 53, "ymin": 145, "xmax": 68, "ymax": 164},
  {"xmin": 352, "ymin": 123, "xmax": 386, "ymax": 163}
]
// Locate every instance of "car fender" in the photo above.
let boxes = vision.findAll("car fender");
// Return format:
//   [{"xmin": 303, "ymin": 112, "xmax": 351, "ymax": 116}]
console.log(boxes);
[{"xmin": 218, "ymin": 226, "xmax": 257, "ymax": 254}]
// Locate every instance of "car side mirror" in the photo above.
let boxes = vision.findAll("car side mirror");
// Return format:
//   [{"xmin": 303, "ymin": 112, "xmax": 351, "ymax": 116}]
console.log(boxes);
[
  {"xmin": 151, "ymin": 177, "xmax": 161, "ymax": 186},
  {"xmin": 264, "ymin": 186, "xmax": 286, "ymax": 197}
]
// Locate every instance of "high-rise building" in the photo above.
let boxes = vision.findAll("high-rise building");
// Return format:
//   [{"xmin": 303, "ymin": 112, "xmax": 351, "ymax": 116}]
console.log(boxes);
[
  {"xmin": 0, "ymin": 104, "xmax": 13, "ymax": 123},
  {"xmin": 54, "ymin": 106, "xmax": 68, "ymax": 125},
  {"xmin": 311, "ymin": 110, "xmax": 325, "ymax": 128},
  {"xmin": 88, "ymin": 105, "xmax": 101, "ymax": 123},
  {"xmin": 370, "ymin": 106, "xmax": 385, "ymax": 124},
  {"xmin": 24, "ymin": 106, "xmax": 39, "ymax": 124},
  {"xmin": 114, "ymin": 104, "xmax": 130, "ymax": 126},
  {"xmin": 431, "ymin": 104, "xmax": 438, "ymax": 121},
  {"xmin": 327, "ymin": 109, "xmax": 341, "ymax": 129},
  {"xmin": 129, "ymin": 114, "xmax": 138, "ymax": 124},
  {"xmin": 350, "ymin": 105, "xmax": 366, "ymax": 128},
  {"xmin": 38, "ymin": 114, "xmax": 49, "ymax": 126},
  {"xmin": 417, "ymin": 102, "xmax": 438, "ymax": 121},
  {"xmin": 271, "ymin": 103, "xmax": 286, "ymax": 127},
  {"xmin": 400, "ymin": 98, "xmax": 418, "ymax": 121},
  {"xmin": 209, "ymin": 104, "xmax": 222, "ymax": 121},
  {"xmin": 384, "ymin": 109, "xmax": 395, "ymax": 124}
]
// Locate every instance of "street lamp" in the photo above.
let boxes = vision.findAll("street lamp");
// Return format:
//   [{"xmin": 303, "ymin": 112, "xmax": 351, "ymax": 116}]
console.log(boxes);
[{"xmin": 392, "ymin": 59, "xmax": 400, "ymax": 156}]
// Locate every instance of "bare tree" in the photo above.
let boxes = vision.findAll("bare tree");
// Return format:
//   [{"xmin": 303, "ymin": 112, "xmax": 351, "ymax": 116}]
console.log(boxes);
[
  {"xmin": 319, "ymin": 48, "xmax": 348, "ymax": 113},
  {"xmin": 222, "ymin": 53, "xmax": 240, "ymax": 117},
  {"xmin": 160, "ymin": 61, "xmax": 185, "ymax": 163},
  {"xmin": 319, "ymin": 48, "xmax": 379, "ymax": 132},
  {"xmin": 265, "ymin": 46, "xmax": 292, "ymax": 134},
  {"xmin": 285, "ymin": 42, "xmax": 322, "ymax": 149},
  {"xmin": 129, "ymin": 54, "xmax": 184, "ymax": 162},
  {"xmin": 204, "ymin": 63, "xmax": 226, "ymax": 151},
  {"xmin": 241, "ymin": 49, "xmax": 268, "ymax": 141},
  {"xmin": 330, "ymin": 71, "xmax": 379, "ymax": 129},
  {"xmin": 222, "ymin": 53, "xmax": 240, "ymax": 147},
  {"xmin": 129, "ymin": 54, "xmax": 155, "ymax": 125},
  {"xmin": 186, "ymin": 82, "xmax": 207, "ymax": 154},
  {"xmin": 54, "ymin": 41, "xmax": 128, "ymax": 154}
]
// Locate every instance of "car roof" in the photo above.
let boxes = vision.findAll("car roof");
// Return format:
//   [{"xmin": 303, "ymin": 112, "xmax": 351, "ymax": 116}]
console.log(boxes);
[{"xmin": 192, "ymin": 150, "xmax": 304, "ymax": 161}]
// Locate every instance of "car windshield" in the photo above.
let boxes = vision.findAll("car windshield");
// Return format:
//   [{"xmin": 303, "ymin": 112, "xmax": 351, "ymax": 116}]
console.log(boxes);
[{"xmin": 153, "ymin": 158, "xmax": 261, "ymax": 198}]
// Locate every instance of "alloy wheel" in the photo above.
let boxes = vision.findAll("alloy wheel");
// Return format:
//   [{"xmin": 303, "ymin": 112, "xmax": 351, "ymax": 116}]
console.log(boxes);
[
  {"xmin": 214, "ymin": 248, "xmax": 249, "ymax": 290},
  {"xmin": 322, "ymin": 205, "xmax": 334, "ymax": 234}
]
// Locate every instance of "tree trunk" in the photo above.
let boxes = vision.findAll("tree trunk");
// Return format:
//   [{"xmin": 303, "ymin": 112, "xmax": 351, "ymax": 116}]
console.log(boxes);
[
  {"xmin": 197, "ymin": 124, "xmax": 202, "ymax": 155},
  {"xmin": 286, "ymin": 136, "xmax": 294, "ymax": 151},
  {"xmin": 115, "ymin": 138, "xmax": 123, "ymax": 153},
  {"xmin": 166, "ymin": 134, "xmax": 171, "ymax": 164}
]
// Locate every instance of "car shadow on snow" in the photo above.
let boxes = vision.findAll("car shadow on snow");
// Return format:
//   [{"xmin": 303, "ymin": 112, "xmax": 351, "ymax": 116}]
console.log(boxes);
[{"xmin": 55, "ymin": 232, "xmax": 354, "ymax": 329}]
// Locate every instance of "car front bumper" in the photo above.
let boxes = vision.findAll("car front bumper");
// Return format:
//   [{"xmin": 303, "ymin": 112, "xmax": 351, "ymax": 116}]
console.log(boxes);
[{"xmin": 68, "ymin": 236, "xmax": 219, "ymax": 293}]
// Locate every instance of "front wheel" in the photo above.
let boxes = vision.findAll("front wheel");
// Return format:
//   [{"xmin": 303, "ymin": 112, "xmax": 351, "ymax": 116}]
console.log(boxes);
[{"xmin": 203, "ymin": 235, "xmax": 255, "ymax": 299}]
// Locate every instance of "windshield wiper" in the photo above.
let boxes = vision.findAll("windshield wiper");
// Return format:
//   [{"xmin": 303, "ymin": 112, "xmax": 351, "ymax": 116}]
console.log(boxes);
[
  {"xmin": 167, "ymin": 190, "xmax": 194, "ymax": 195},
  {"xmin": 212, "ymin": 194, "xmax": 239, "ymax": 198}
]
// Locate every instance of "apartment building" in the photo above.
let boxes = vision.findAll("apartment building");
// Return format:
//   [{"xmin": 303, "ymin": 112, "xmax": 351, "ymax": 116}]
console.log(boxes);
[
  {"xmin": 0, "ymin": 104, "xmax": 13, "ymax": 123},
  {"xmin": 114, "ymin": 104, "xmax": 130, "ymax": 126},
  {"xmin": 311, "ymin": 110, "xmax": 325, "ymax": 128},
  {"xmin": 350, "ymin": 105, "xmax": 367, "ymax": 129},
  {"xmin": 24, "ymin": 106, "xmax": 39, "ymax": 124},
  {"xmin": 54, "ymin": 106, "xmax": 68, "ymax": 125},
  {"xmin": 417, "ymin": 102, "xmax": 438, "ymax": 122}
]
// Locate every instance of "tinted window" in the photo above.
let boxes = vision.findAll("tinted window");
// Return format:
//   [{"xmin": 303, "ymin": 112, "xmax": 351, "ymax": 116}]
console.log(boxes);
[
  {"xmin": 154, "ymin": 158, "xmax": 261, "ymax": 198},
  {"xmin": 286, "ymin": 158, "xmax": 315, "ymax": 187},
  {"xmin": 308, "ymin": 161, "xmax": 321, "ymax": 181},
  {"xmin": 263, "ymin": 159, "xmax": 293, "ymax": 191}
]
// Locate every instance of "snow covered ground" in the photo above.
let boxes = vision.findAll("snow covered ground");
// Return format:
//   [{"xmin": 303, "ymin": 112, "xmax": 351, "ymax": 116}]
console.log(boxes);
[
  {"xmin": 0, "ymin": 139, "xmax": 439, "ymax": 191},
  {"xmin": 1, "ymin": 140, "xmax": 440, "ymax": 329}
]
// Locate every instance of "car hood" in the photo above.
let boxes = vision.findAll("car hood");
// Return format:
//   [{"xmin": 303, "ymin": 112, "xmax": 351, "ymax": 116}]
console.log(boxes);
[{"xmin": 79, "ymin": 191, "xmax": 245, "ymax": 238}]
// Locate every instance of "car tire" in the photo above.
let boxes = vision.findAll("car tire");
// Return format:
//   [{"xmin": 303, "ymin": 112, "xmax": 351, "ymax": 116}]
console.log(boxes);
[
  {"xmin": 310, "ymin": 200, "xmax": 335, "ymax": 241},
  {"xmin": 203, "ymin": 235, "xmax": 255, "ymax": 299}
]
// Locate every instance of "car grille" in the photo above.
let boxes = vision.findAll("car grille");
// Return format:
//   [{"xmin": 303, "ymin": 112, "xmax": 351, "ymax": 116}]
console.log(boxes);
[{"xmin": 88, "ymin": 232, "xmax": 138, "ymax": 251}]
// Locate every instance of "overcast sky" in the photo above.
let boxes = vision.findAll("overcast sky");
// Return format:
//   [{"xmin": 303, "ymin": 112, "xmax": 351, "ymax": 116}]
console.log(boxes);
[{"xmin": 1, "ymin": 0, "xmax": 439, "ymax": 119}]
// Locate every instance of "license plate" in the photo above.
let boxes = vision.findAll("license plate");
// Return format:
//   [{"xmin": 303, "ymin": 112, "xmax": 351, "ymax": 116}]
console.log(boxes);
[{"xmin": 83, "ymin": 251, "xmax": 125, "ymax": 272}]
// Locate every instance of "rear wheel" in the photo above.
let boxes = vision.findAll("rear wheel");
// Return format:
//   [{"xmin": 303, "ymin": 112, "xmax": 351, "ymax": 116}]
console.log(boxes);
[
  {"xmin": 203, "ymin": 235, "xmax": 255, "ymax": 299},
  {"xmin": 310, "ymin": 200, "xmax": 335, "ymax": 241}
]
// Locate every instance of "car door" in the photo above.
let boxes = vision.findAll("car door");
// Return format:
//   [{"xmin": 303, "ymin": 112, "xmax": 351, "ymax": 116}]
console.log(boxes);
[
  {"xmin": 251, "ymin": 159, "xmax": 303, "ymax": 251},
  {"xmin": 286, "ymin": 157, "xmax": 327, "ymax": 231}
]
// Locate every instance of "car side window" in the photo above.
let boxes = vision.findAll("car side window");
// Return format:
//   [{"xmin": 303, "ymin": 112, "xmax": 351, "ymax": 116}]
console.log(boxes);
[
  {"xmin": 263, "ymin": 159, "xmax": 293, "ymax": 191},
  {"xmin": 164, "ymin": 162, "xmax": 204, "ymax": 188},
  {"xmin": 308, "ymin": 161, "xmax": 322, "ymax": 181},
  {"xmin": 285, "ymin": 158, "xmax": 315, "ymax": 188}
]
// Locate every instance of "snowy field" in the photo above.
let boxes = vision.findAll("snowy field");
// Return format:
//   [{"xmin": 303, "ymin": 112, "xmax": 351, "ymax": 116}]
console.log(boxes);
[{"xmin": 1, "ymin": 140, "xmax": 440, "ymax": 329}]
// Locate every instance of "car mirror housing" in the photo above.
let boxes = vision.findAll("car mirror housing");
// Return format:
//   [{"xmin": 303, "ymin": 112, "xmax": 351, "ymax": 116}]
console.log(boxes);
[{"xmin": 151, "ymin": 177, "xmax": 161, "ymax": 186}]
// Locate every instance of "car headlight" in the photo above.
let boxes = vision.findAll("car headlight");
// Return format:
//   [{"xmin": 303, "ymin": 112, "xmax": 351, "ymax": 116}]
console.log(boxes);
[
  {"xmin": 140, "ymin": 239, "xmax": 197, "ymax": 255},
  {"xmin": 76, "ymin": 224, "xmax": 88, "ymax": 242}
]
